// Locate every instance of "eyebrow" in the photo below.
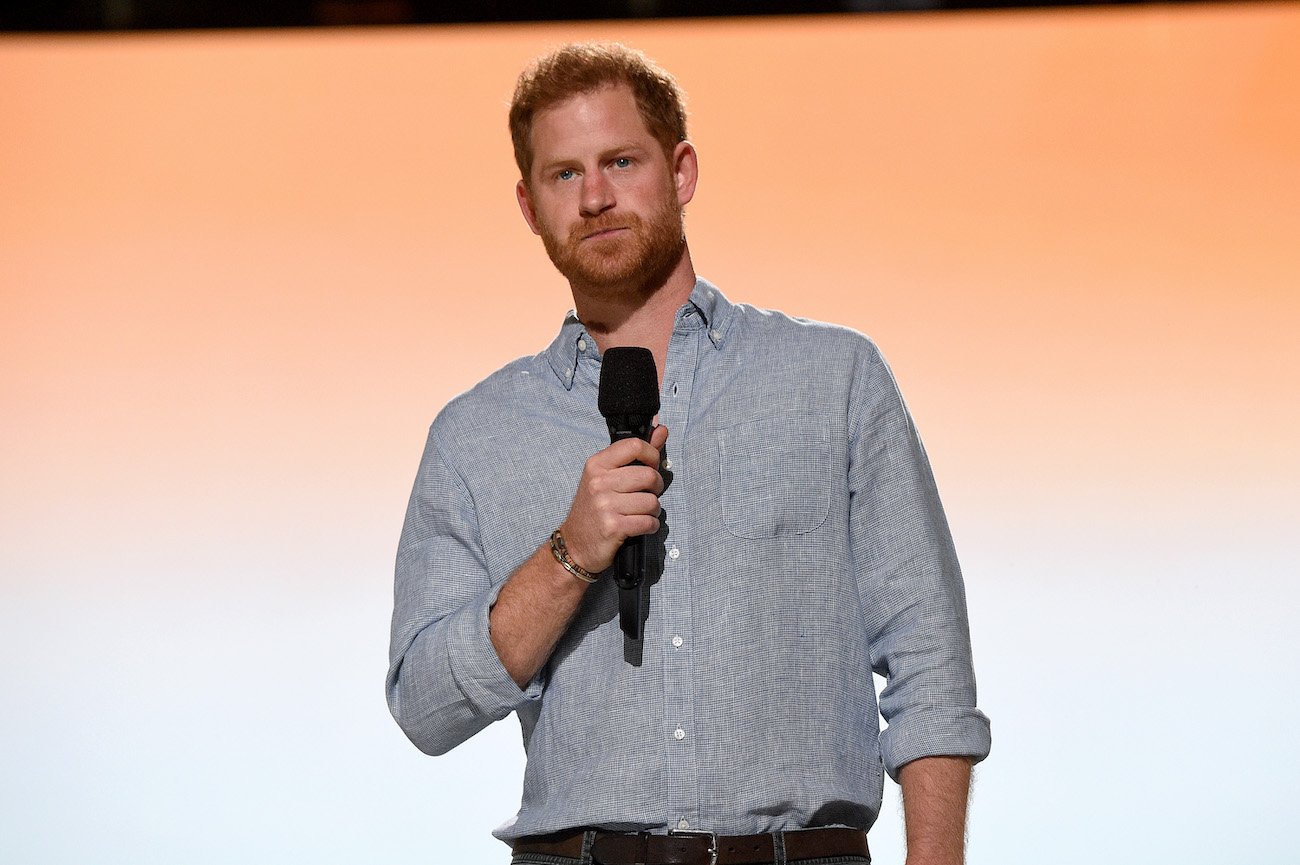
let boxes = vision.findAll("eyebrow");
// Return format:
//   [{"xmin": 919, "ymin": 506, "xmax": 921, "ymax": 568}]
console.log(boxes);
[{"xmin": 535, "ymin": 142, "xmax": 652, "ymax": 176}]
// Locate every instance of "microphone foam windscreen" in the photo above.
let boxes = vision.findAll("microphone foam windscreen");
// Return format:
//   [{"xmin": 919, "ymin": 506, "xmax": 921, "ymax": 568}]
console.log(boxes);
[{"xmin": 598, "ymin": 346, "xmax": 660, "ymax": 418}]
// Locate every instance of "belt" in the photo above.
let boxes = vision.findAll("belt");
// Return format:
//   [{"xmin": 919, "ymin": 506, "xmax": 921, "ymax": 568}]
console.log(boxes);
[{"xmin": 512, "ymin": 826, "xmax": 869, "ymax": 865}]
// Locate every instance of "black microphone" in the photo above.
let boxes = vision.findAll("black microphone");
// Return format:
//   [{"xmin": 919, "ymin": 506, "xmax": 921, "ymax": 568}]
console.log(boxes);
[{"xmin": 598, "ymin": 346, "xmax": 660, "ymax": 641}]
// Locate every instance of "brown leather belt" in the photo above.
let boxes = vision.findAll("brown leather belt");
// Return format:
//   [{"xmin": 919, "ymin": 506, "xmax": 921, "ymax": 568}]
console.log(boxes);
[{"xmin": 512, "ymin": 826, "xmax": 869, "ymax": 865}]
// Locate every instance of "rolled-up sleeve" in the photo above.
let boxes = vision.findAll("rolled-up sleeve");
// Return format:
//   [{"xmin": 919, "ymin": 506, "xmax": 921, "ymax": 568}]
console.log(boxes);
[
  {"xmin": 848, "ymin": 343, "xmax": 991, "ymax": 780},
  {"xmin": 386, "ymin": 425, "xmax": 543, "ymax": 756}
]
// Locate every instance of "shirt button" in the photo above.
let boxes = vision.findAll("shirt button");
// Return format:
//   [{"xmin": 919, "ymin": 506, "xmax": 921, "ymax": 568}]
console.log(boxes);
[
  {"xmin": 673, "ymin": 727, "xmax": 685, "ymax": 740},
  {"xmin": 577, "ymin": 338, "xmax": 587, "ymax": 352},
  {"xmin": 677, "ymin": 818, "xmax": 691, "ymax": 830},
  {"xmin": 672, "ymin": 383, "xmax": 679, "ymax": 396},
  {"xmin": 664, "ymin": 458, "xmax": 673, "ymax": 470},
  {"xmin": 672, "ymin": 635, "xmax": 683, "ymax": 648},
  {"xmin": 709, "ymin": 329, "xmax": 721, "ymax": 342},
  {"xmin": 668, "ymin": 547, "xmax": 680, "ymax": 560}
]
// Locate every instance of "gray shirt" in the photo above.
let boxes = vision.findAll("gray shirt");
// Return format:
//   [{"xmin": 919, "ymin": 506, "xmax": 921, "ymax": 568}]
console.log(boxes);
[{"xmin": 387, "ymin": 278, "xmax": 991, "ymax": 842}]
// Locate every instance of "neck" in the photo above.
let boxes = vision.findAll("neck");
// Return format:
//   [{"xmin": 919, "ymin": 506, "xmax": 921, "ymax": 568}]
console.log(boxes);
[{"xmin": 571, "ymin": 245, "xmax": 696, "ymax": 385}]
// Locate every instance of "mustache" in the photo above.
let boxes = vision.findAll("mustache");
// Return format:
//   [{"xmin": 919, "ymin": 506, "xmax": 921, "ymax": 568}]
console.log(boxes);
[{"xmin": 569, "ymin": 213, "xmax": 642, "ymax": 242}]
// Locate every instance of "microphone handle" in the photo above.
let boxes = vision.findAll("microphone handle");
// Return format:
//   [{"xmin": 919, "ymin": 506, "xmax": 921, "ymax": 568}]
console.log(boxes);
[
  {"xmin": 614, "ymin": 534, "xmax": 646, "ymax": 641},
  {"xmin": 614, "ymin": 536, "xmax": 645, "ymax": 592},
  {"xmin": 606, "ymin": 414, "xmax": 656, "ymax": 639}
]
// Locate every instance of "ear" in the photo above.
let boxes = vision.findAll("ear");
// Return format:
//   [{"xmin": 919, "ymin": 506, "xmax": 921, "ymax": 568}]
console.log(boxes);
[
  {"xmin": 672, "ymin": 141, "xmax": 699, "ymax": 207},
  {"xmin": 516, "ymin": 179, "xmax": 542, "ymax": 236}
]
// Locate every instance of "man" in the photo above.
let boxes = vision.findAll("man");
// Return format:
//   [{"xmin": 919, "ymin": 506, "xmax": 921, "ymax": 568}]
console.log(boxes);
[{"xmin": 387, "ymin": 42, "xmax": 990, "ymax": 865}]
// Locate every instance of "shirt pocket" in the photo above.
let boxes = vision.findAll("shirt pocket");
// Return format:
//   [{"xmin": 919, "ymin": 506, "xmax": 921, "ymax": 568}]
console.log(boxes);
[{"xmin": 717, "ymin": 416, "xmax": 832, "ymax": 539}]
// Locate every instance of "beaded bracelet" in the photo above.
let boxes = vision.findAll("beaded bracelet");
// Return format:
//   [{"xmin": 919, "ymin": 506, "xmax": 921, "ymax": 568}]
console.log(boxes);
[{"xmin": 549, "ymin": 528, "xmax": 598, "ymax": 584}]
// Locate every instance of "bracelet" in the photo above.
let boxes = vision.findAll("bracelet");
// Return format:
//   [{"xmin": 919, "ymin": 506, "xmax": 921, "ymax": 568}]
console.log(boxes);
[{"xmin": 549, "ymin": 529, "xmax": 599, "ymax": 584}]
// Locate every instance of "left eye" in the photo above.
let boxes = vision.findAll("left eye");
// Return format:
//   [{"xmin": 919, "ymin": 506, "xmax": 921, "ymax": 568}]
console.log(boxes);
[{"xmin": 613, "ymin": 157, "xmax": 632, "ymax": 168}]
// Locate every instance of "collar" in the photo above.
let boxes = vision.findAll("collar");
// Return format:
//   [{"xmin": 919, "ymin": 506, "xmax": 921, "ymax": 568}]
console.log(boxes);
[{"xmin": 544, "ymin": 277, "xmax": 735, "ymax": 390}]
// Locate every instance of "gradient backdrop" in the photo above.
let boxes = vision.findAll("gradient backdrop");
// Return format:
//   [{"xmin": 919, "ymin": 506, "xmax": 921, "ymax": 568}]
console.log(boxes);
[{"xmin": 3, "ymin": 4, "xmax": 1298, "ymax": 863}]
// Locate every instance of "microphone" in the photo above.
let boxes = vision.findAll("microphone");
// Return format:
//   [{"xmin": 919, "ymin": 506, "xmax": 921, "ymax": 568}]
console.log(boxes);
[{"xmin": 598, "ymin": 346, "xmax": 660, "ymax": 641}]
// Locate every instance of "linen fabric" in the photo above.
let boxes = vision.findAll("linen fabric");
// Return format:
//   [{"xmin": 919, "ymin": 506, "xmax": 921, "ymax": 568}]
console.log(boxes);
[{"xmin": 387, "ymin": 279, "xmax": 991, "ymax": 843}]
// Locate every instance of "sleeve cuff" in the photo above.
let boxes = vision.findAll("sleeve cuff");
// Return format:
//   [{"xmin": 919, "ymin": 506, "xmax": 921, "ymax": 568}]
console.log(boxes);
[
  {"xmin": 446, "ymin": 581, "xmax": 546, "ymax": 720},
  {"xmin": 880, "ymin": 705, "xmax": 992, "ymax": 782}
]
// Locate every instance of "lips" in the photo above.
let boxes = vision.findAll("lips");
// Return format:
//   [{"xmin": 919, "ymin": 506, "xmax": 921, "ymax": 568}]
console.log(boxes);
[
  {"xmin": 582, "ymin": 226, "xmax": 628, "ymax": 241},
  {"xmin": 574, "ymin": 214, "xmax": 641, "ymax": 243}
]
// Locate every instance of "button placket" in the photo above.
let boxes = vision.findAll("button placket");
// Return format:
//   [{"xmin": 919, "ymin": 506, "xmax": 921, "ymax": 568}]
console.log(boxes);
[{"xmin": 658, "ymin": 307, "xmax": 703, "ymax": 833}]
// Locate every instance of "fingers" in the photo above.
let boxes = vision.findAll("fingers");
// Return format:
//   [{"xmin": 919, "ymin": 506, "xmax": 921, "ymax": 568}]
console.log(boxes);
[
  {"xmin": 589, "ymin": 435, "xmax": 664, "ymax": 472},
  {"xmin": 606, "ymin": 464, "xmax": 664, "ymax": 496},
  {"xmin": 616, "ymin": 490, "xmax": 663, "ymax": 520},
  {"xmin": 559, "ymin": 427, "xmax": 669, "ymax": 574},
  {"xmin": 649, "ymin": 423, "xmax": 669, "ymax": 452}
]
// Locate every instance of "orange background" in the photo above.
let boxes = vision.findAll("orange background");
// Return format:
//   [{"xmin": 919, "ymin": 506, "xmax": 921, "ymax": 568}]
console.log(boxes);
[{"xmin": 2, "ymin": 6, "xmax": 1297, "ymax": 863}]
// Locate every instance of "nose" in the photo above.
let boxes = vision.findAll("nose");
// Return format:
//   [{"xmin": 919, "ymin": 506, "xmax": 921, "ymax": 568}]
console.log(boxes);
[{"xmin": 579, "ymin": 170, "xmax": 614, "ymax": 218}]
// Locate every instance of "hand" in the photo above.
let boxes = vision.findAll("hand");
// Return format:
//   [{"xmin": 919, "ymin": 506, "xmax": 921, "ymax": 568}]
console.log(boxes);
[{"xmin": 559, "ymin": 424, "xmax": 668, "ymax": 575}]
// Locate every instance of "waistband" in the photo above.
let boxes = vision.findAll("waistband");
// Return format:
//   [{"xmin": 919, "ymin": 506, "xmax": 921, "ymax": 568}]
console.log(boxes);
[{"xmin": 512, "ymin": 826, "xmax": 870, "ymax": 865}]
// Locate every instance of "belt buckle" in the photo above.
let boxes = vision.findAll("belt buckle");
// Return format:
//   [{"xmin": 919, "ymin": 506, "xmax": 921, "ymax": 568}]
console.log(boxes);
[{"xmin": 668, "ymin": 828, "xmax": 717, "ymax": 865}]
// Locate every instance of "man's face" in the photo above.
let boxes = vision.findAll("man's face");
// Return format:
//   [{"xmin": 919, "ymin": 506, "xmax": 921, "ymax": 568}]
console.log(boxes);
[{"xmin": 516, "ymin": 84, "xmax": 692, "ymax": 295}]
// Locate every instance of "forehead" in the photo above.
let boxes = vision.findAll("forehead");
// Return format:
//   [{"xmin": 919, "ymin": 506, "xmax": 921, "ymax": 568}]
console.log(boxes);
[{"xmin": 529, "ymin": 84, "xmax": 656, "ymax": 162}]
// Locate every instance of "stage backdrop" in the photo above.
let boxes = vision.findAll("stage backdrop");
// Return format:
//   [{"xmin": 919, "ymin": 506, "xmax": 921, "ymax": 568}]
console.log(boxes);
[{"xmin": 2, "ymin": 4, "xmax": 1297, "ymax": 863}]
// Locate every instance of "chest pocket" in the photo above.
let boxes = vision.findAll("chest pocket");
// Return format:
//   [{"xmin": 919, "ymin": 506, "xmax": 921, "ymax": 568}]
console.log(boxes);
[{"xmin": 717, "ymin": 416, "xmax": 832, "ymax": 539}]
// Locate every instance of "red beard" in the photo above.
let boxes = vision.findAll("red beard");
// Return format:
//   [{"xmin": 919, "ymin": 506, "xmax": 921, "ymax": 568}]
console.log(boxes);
[{"xmin": 539, "ymin": 187, "xmax": 685, "ymax": 296}]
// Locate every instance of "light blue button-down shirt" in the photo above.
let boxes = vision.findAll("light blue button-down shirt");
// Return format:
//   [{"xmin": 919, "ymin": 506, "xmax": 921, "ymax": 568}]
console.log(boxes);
[{"xmin": 387, "ymin": 279, "xmax": 990, "ymax": 842}]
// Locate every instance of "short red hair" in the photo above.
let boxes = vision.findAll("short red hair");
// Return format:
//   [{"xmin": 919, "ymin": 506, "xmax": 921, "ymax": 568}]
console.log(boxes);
[{"xmin": 509, "ymin": 42, "xmax": 689, "ymax": 182}]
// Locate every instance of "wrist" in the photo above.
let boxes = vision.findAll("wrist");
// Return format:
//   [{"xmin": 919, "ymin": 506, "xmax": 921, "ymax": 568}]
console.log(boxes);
[
  {"xmin": 906, "ymin": 855, "xmax": 964, "ymax": 865},
  {"xmin": 549, "ymin": 528, "xmax": 600, "ymax": 584},
  {"xmin": 905, "ymin": 851, "xmax": 964, "ymax": 865}
]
